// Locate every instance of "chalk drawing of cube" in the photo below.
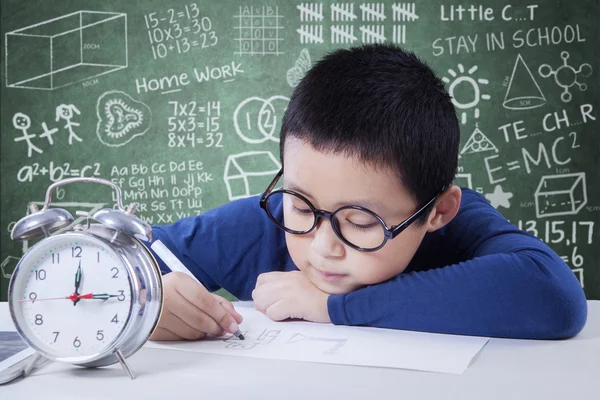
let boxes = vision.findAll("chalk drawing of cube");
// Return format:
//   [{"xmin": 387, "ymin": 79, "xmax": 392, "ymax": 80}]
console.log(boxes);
[
  {"xmin": 535, "ymin": 173, "xmax": 587, "ymax": 218},
  {"xmin": 5, "ymin": 11, "xmax": 127, "ymax": 90},
  {"xmin": 224, "ymin": 151, "xmax": 281, "ymax": 201}
]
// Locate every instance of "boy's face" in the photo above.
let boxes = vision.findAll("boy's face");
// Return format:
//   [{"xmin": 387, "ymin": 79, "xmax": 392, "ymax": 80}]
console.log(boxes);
[{"xmin": 282, "ymin": 137, "xmax": 431, "ymax": 295}]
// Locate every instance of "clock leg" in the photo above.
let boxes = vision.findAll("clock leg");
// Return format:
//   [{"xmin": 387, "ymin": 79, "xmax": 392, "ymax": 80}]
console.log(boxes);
[
  {"xmin": 115, "ymin": 349, "xmax": 135, "ymax": 379},
  {"xmin": 23, "ymin": 352, "xmax": 46, "ymax": 376}
]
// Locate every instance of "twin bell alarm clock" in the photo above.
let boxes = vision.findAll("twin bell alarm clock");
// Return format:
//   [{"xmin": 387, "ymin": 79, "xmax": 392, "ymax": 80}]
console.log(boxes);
[{"xmin": 8, "ymin": 177, "xmax": 163, "ymax": 379}]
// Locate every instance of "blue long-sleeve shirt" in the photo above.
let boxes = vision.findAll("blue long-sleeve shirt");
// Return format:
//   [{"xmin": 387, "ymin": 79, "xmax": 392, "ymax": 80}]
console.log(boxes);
[{"xmin": 145, "ymin": 188, "xmax": 588, "ymax": 340}]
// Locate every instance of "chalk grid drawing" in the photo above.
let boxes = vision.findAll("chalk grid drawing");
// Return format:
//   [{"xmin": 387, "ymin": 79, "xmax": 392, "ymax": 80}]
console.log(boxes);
[
  {"xmin": 234, "ymin": 6, "xmax": 283, "ymax": 55},
  {"xmin": 442, "ymin": 64, "xmax": 490, "ymax": 125},
  {"xmin": 233, "ymin": 95, "xmax": 289, "ymax": 144},
  {"xmin": 485, "ymin": 184, "xmax": 513, "ymax": 209},
  {"xmin": 224, "ymin": 151, "xmax": 281, "ymax": 201},
  {"xmin": 535, "ymin": 173, "xmax": 587, "ymax": 218},
  {"xmin": 5, "ymin": 11, "xmax": 127, "ymax": 90},
  {"xmin": 539, "ymin": 51, "xmax": 592, "ymax": 103},
  {"xmin": 287, "ymin": 48, "xmax": 311, "ymax": 87},
  {"xmin": 503, "ymin": 54, "xmax": 546, "ymax": 110},
  {"xmin": 299, "ymin": 3, "xmax": 416, "ymax": 45},
  {"xmin": 96, "ymin": 90, "xmax": 152, "ymax": 147},
  {"xmin": 460, "ymin": 124, "xmax": 498, "ymax": 155}
]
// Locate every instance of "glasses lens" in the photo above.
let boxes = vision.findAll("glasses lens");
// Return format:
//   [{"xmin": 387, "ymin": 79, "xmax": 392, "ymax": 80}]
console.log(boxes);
[
  {"xmin": 334, "ymin": 208, "xmax": 386, "ymax": 250},
  {"xmin": 266, "ymin": 192, "xmax": 316, "ymax": 233}
]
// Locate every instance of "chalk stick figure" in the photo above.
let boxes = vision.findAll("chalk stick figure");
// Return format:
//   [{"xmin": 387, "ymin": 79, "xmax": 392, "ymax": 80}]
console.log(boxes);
[
  {"xmin": 56, "ymin": 104, "xmax": 82, "ymax": 145},
  {"xmin": 13, "ymin": 112, "xmax": 42, "ymax": 158}
]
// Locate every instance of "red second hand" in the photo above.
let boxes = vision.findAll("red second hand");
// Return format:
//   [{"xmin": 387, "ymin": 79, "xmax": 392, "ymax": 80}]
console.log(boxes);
[
  {"xmin": 68, "ymin": 292, "xmax": 93, "ymax": 302},
  {"xmin": 19, "ymin": 296, "xmax": 69, "ymax": 303},
  {"xmin": 19, "ymin": 293, "xmax": 95, "ymax": 303}
]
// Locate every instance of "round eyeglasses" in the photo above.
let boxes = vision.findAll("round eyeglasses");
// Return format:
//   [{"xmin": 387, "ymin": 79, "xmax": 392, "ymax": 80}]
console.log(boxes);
[{"xmin": 259, "ymin": 169, "xmax": 443, "ymax": 252}]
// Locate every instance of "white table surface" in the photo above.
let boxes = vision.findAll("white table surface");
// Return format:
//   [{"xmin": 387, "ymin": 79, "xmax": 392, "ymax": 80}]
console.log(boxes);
[{"xmin": 1, "ymin": 300, "xmax": 599, "ymax": 400}]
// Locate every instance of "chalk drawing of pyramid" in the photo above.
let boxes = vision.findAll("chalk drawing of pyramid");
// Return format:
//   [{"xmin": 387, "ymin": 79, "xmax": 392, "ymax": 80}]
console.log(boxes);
[
  {"xmin": 460, "ymin": 125, "xmax": 498, "ymax": 155},
  {"xmin": 503, "ymin": 54, "xmax": 546, "ymax": 110}
]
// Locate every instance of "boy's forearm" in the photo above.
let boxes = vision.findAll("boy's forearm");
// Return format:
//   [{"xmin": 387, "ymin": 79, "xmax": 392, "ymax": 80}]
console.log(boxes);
[{"xmin": 327, "ymin": 250, "xmax": 587, "ymax": 339}]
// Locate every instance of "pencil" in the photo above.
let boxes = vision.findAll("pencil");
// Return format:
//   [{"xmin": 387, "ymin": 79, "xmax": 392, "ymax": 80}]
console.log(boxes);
[{"xmin": 150, "ymin": 240, "xmax": 245, "ymax": 340}]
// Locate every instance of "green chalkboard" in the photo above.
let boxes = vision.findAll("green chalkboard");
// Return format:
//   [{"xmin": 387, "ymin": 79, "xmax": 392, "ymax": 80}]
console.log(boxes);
[{"xmin": 1, "ymin": 0, "xmax": 599, "ymax": 302}]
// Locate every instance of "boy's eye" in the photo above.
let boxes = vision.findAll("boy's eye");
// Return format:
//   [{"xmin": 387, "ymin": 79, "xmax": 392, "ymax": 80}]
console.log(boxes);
[
  {"xmin": 346, "ymin": 220, "xmax": 379, "ymax": 230},
  {"xmin": 292, "ymin": 205, "xmax": 313, "ymax": 214}
]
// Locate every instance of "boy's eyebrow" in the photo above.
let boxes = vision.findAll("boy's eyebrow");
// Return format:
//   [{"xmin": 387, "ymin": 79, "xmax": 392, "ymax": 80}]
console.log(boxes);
[{"xmin": 284, "ymin": 182, "xmax": 392, "ymax": 216}]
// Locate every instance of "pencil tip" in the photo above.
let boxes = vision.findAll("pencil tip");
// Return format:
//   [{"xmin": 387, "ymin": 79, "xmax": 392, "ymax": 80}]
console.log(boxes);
[{"xmin": 238, "ymin": 333, "xmax": 245, "ymax": 340}]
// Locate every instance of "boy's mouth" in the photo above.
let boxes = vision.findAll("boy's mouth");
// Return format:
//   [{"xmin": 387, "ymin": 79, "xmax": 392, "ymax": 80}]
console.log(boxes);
[{"xmin": 312, "ymin": 266, "xmax": 347, "ymax": 281}]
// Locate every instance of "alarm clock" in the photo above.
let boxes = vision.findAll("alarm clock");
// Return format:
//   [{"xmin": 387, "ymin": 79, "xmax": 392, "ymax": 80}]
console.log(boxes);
[{"xmin": 8, "ymin": 177, "xmax": 163, "ymax": 379}]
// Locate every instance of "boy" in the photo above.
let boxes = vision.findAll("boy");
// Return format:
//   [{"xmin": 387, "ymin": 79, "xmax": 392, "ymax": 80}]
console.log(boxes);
[{"xmin": 146, "ymin": 43, "xmax": 587, "ymax": 342}]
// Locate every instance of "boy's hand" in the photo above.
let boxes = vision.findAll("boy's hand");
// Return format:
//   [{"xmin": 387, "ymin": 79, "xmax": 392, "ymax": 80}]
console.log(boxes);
[
  {"xmin": 149, "ymin": 272, "xmax": 243, "ymax": 341},
  {"xmin": 252, "ymin": 271, "xmax": 330, "ymax": 323}
]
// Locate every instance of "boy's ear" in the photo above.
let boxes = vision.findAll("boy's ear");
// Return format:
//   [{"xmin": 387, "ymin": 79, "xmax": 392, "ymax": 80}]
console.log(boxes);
[{"xmin": 426, "ymin": 185, "xmax": 462, "ymax": 232}]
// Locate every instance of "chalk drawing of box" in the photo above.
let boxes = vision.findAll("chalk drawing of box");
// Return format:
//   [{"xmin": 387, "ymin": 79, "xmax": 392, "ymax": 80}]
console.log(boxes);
[
  {"xmin": 535, "ymin": 172, "xmax": 587, "ymax": 218},
  {"xmin": 224, "ymin": 151, "xmax": 281, "ymax": 201},
  {"xmin": 5, "ymin": 11, "xmax": 127, "ymax": 90}
]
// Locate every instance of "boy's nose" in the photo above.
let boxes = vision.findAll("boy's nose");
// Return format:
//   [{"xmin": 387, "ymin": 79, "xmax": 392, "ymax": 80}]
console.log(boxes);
[{"xmin": 310, "ymin": 218, "xmax": 345, "ymax": 258}]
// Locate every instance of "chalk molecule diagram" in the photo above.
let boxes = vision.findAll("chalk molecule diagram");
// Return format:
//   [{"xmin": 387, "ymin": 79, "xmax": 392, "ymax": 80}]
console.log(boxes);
[{"xmin": 538, "ymin": 51, "xmax": 592, "ymax": 103}]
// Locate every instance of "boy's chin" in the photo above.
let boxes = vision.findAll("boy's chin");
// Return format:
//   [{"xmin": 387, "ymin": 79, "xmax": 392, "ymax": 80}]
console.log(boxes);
[{"xmin": 310, "ymin": 277, "xmax": 362, "ymax": 295}]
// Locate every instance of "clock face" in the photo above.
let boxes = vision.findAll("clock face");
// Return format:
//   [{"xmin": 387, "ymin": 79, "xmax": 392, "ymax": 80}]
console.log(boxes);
[{"xmin": 10, "ymin": 233, "xmax": 133, "ymax": 360}]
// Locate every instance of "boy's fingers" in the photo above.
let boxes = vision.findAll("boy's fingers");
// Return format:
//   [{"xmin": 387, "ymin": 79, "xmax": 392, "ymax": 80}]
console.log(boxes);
[
  {"xmin": 265, "ymin": 300, "xmax": 291, "ymax": 322},
  {"xmin": 158, "ymin": 309, "xmax": 207, "ymax": 340},
  {"xmin": 169, "ymin": 292, "xmax": 224, "ymax": 336},
  {"xmin": 150, "ymin": 326, "xmax": 183, "ymax": 341},
  {"xmin": 212, "ymin": 294, "xmax": 243, "ymax": 324},
  {"xmin": 178, "ymin": 278, "xmax": 240, "ymax": 335},
  {"xmin": 252, "ymin": 284, "xmax": 277, "ymax": 313},
  {"xmin": 255, "ymin": 271, "xmax": 287, "ymax": 288}
]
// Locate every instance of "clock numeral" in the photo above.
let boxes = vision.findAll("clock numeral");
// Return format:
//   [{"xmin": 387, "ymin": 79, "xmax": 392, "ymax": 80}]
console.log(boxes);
[
  {"xmin": 35, "ymin": 314, "xmax": 43, "ymax": 325},
  {"xmin": 97, "ymin": 252, "xmax": 100, "ymax": 263},
  {"xmin": 111, "ymin": 314, "xmax": 119, "ymax": 324},
  {"xmin": 72, "ymin": 246, "xmax": 82, "ymax": 258},
  {"xmin": 29, "ymin": 292, "xmax": 37, "ymax": 302},
  {"xmin": 96, "ymin": 330, "xmax": 104, "ymax": 341},
  {"xmin": 117, "ymin": 290, "xmax": 125, "ymax": 301},
  {"xmin": 52, "ymin": 331, "xmax": 60, "ymax": 342},
  {"xmin": 35, "ymin": 269, "xmax": 46, "ymax": 280},
  {"xmin": 111, "ymin": 267, "xmax": 119, "ymax": 279},
  {"xmin": 73, "ymin": 336, "xmax": 81, "ymax": 348},
  {"xmin": 52, "ymin": 253, "xmax": 60, "ymax": 264}
]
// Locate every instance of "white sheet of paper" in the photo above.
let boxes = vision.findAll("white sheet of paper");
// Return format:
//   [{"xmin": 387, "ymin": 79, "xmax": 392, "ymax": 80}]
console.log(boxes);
[{"xmin": 144, "ymin": 306, "xmax": 490, "ymax": 374}]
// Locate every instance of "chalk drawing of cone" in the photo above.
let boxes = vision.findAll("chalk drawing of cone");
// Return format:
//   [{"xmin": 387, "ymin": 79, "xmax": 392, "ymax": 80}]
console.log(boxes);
[{"xmin": 503, "ymin": 54, "xmax": 546, "ymax": 110}]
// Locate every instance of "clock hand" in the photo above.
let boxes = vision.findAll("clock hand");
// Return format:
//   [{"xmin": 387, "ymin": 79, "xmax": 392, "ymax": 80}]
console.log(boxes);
[
  {"xmin": 20, "ymin": 292, "xmax": 122, "ymax": 303},
  {"xmin": 73, "ymin": 260, "xmax": 82, "ymax": 306},
  {"xmin": 69, "ymin": 293, "xmax": 121, "ymax": 301},
  {"xmin": 19, "ymin": 296, "xmax": 71, "ymax": 303},
  {"xmin": 90, "ymin": 293, "xmax": 121, "ymax": 301}
]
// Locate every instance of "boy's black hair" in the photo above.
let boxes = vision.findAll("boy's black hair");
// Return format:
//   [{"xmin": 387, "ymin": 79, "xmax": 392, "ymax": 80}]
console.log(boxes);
[{"xmin": 280, "ymin": 43, "xmax": 460, "ymax": 224}]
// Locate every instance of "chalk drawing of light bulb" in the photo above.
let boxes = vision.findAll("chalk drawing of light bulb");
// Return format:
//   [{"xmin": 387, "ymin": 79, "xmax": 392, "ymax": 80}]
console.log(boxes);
[
  {"xmin": 442, "ymin": 64, "xmax": 490, "ymax": 125},
  {"xmin": 96, "ymin": 90, "xmax": 152, "ymax": 147},
  {"xmin": 538, "ymin": 51, "xmax": 592, "ymax": 103}
]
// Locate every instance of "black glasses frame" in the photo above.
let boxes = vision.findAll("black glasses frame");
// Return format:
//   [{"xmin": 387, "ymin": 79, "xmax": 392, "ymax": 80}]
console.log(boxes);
[{"xmin": 259, "ymin": 168, "xmax": 444, "ymax": 252}]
